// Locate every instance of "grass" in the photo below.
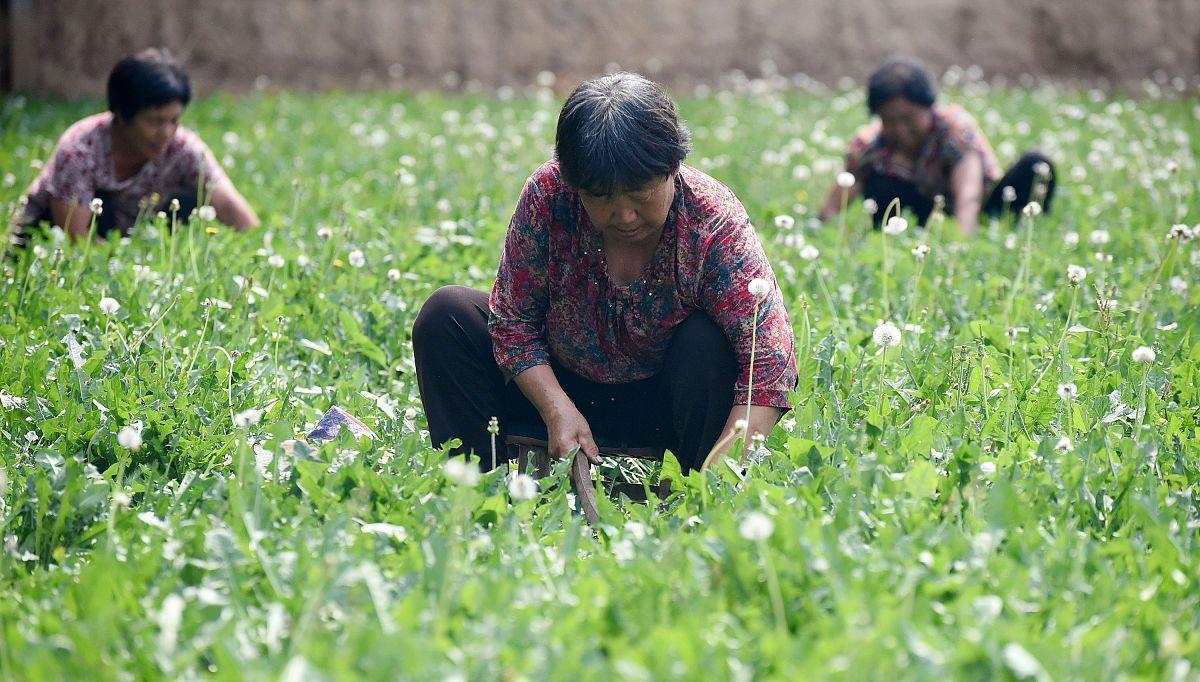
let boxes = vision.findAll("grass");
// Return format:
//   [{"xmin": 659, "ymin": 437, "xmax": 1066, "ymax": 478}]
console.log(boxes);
[{"xmin": 0, "ymin": 81, "xmax": 1197, "ymax": 680}]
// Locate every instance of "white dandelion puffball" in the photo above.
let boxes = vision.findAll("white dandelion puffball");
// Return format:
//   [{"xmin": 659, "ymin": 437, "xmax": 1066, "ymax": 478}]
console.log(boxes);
[
  {"xmin": 773, "ymin": 214, "xmax": 795, "ymax": 230},
  {"xmin": 979, "ymin": 461, "xmax": 997, "ymax": 476},
  {"xmin": 733, "ymin": 419, "xmax": 748, "ymax": 433},
  {"xmin": 836, "ymin": 171, "xmax": 856, "ymax": 189},
  {"xmin": 1054, "ymin": 435, "xmax": 1073, "ymax": 452},
  {"xmin": 1169, "ymin": 276, "xmax": 1188, "ymax": 294},
  {"xmin": 443, "ymin": 458, "xmax": 481, "ymax": 486},
  {"xmin": 297, "ymin": 254, "xmax": 311, "ymax": 268},
  {"xmin": 1033, "ymin": 161, "xmax": 1052, "ymax": 178},
  {"xmin": 197, "ymin": 205, "xmax": 217, "ymax": 222},
  {"xmin": 267, "ymin": 254, "xmax": 286, "ymax": 269},
  {"xmin": 747, "ymin": 277, "xmax": 771, "ymax": 301},
  {"xmin": 1066, "ymin": 264, "xmax": 1087, "ymax": 285},
  {"xmin": 872, "ymin": 322, "xmax": 902, "ymax": 349},
  {"xmin": 911, "ymin": 244, "xmax": 930, "ymax": 260},
  {"xmin": 883, "ymin": 216, "xmax": 908, "ymax": 236},
  {"xmin": 233, "ymin": 408, "xmax": 263, "ymax": 428},
  {"xmin": 1021, "ymin": 201, "xmax": 1042, "ymax": 218},
  {"xmin": 739, "ymin": 511, "xmax": 775, "ymax": 541},
  {"xmin": 1056, "ymin": 382, "xmax": 1077, "ymax": 400},
  {"xmin": 89, "ymin": 197, "xmax": 104, "ymax": 215},
  {"xmin": 117, "ymin": 426, "xmax": 143, "ymax": 452},
  {"xmin": 862, "ymin": 198, "xmax": 879, "ymax": 215},
  {"xmin": 1168, "ymin": 224, "xmax": 1194, "ymax": 242},
  {"xmin": 347, "ymin": 249, "xmax": 366, "ymax": 268},
  {"xmin": 316, "ymin": 226, "xmax": 334, "ymax": 240},
  {"xmin": 1001, "ymin": 185, "xmax": 1017, "ymax": 203},
  {"xmin": 98, "ymin": 297, "xmax": 121, "ymax": 316},
  {"xmin": 799, "ymin": 245, "xmax": 820, "ymax": 261},
  {"xmin": 1088, "ymin": 229, "xmax": 1110, "ymax": 245},
  {"xmin": 1131, "ymin": 346, "xmax": 1156, "ymax": 363},
  {"xmin": 507, "ymin": 473, "xmax": 539, "ymax": 501},
  {"xmin": 1064, "ymin": 232, "xmax": 1080, "ymax": 247}
]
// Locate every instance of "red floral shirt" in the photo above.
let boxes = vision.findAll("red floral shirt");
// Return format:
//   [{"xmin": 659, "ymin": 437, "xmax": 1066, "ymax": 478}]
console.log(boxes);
[
  {"xmin": 17, "ymin": 112, "xmax": 229, "ymax": 231},
  {"xmin": 845, "ymin": 104, "xmax": 1001, "ymax": 208},
  {"xmin": 489, "ymin": 160, "xmax": 798, "ymax": 409}
]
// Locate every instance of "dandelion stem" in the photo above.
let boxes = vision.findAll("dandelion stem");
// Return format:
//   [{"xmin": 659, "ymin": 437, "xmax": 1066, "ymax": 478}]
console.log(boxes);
[
  {"xmin": 759, "ymin": 539, "xmax": 787, "ymax": 636},
  {"xmin": 742, "ymin": 299, "xmax": 761, "ymax": 457}
]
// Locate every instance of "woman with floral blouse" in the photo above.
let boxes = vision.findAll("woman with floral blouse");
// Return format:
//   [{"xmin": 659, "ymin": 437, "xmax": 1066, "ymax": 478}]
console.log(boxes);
[
  {"xmin": 11, "ymin": 48, "xmax": 257, "ymax": 246},
  {"xmin": 818, "ymin": 56, "xmax": 1056, "ymax": 236},
  {"xmin": 413, "ymin": 73, "xmax": 798, "ymax": 472}
]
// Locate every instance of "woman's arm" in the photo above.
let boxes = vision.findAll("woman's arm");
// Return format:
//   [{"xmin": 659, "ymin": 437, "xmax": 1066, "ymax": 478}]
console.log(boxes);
[
  {"xmin": 950, "ymin": 152, "xmax": 984, "ymax": 237},
  {"xmin": 817, "ymin": 178, "xmax": 860, "ymax": 222},
  {"xmin": 702, "ymin": 404, "xmax": 784, "ymax": 469},
  {"xmin": 209, "ymin": 181, "xmax": 259, "ymax": 231},
  {"xmin": 50, "ymin": 197, "xmax": 94, "ymax": 241},
  {"xmin": 511, "ymin": 365, "xmax": 601, "ymax": 464}
]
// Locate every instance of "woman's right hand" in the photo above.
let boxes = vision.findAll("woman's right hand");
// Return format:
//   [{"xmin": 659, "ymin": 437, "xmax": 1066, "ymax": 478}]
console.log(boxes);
[{"xmin": 544, "ymin": 404, "xmax": 602, "ymax": 464}]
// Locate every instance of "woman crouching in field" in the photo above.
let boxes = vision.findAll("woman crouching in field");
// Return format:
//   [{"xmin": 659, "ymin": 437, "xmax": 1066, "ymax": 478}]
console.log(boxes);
[
  {"xmin": 413, "ymin": 73, "xmax": 798, "ymax": 473},
  {"xmin": 819, "ymin": 56, "xmax": 1056, "ymax": 236},
  {"xmin": 10, "ymin": 48, "xmax": 257, "ymax": 247}
]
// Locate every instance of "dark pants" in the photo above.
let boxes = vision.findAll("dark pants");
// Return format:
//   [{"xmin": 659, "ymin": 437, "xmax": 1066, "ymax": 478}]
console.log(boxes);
[
  {"xmin": 865, "ymin": 151, "xmax": 1057, "ymax": 227},
  {"xmin": 9, "ymin": 190, "xmax": 197, "ymax": 250},
  {"xmin": 411, "ymin": 286, "xmax": 737, "ymax": 473}
]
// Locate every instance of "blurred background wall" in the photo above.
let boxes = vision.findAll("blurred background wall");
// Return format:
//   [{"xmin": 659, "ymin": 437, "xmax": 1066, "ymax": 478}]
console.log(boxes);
[{"xmin": 5, "ymin": 0, "xmax": 1199, "ymax": 96}]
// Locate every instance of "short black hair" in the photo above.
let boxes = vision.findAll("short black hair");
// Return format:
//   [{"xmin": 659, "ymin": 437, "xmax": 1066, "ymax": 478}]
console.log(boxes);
[
  {"xmin": 555, "ymin": 72, "xmax": 691, "ymax": 195},
  {"xmin": 107, "ymin": 48, "xmax": 191, "ymax": 121},
  {"xmin": 867, "ymin": 56, "xmax": 937, "ymax": 114}
]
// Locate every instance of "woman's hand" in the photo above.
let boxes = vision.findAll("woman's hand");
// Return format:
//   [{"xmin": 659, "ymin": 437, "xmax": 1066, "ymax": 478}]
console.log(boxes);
[
  {"xmin": 511, "ymin": 364, "xmax": 602, "ymax": 464},
  {"xmin": 544, "ymin": 403, "xmax": 602, "ymax": 464}
]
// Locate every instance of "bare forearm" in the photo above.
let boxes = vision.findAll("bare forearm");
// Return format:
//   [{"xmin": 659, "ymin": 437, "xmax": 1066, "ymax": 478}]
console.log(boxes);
[
  {"xmin": 511, "ymin": 364, "xmax": 573, "ymax": 422},
  {"xmin": 703, "ymin": 404, "xmax": 784, "ymax": 468},
  {"xmin": 817, "ymin": 182, "xmax": 857, "ymax": 222}
]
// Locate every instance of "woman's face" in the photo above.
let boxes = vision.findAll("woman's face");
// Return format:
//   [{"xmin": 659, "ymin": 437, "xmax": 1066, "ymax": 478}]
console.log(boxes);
[
  {"xmin": 579, "ymin": 173, "xmax": 676, "ymax": 247},
  {"xmin": 876, "ymin": 97, "xmax": 933, "ymax": 155},
  {"xmin": 117, "ymin": 101, "xmax": 185, "ymax": 160}
]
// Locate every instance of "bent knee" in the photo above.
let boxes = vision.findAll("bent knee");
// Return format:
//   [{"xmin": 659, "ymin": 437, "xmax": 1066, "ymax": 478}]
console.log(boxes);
[
  {"xmin": 666, "ymin": 313, "xmax": 736, "ymax": 373},
  {"xmin": 412, "ymin": 285, "xmax": 483, "ymax": 345}
]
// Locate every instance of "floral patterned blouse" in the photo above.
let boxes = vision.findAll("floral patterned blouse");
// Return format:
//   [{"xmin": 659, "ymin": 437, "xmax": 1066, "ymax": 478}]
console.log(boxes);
[
  {"xmin": 489, "ymin": 160, "xmax": 798, "ymax": 409},
  {"xmin": 844, "ymin": 104, "xmax": 1001, "ymax": 207},
  {"xmin": 17, "ymin": 112, "xmax": 228, "ymax": 231}
]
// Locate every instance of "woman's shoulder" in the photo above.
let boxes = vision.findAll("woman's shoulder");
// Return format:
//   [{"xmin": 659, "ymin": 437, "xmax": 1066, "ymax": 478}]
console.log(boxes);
[
  {"xmin": 935, "ymin": 104, "xmax": 985, "ymax": 136},
  {"xmin": 526, "ymin": 159, "xmax": 571, "ymax": 197},
  {"xmin": 678, "ymin": 164, "xmax": 749, "ymax": 233},
  {"xmin": 54, "ymin": 112, "xmax": 111, "ymax": 155}
]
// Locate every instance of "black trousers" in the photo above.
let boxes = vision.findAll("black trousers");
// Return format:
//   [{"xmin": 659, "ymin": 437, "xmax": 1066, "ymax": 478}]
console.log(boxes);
[
  {"xmin": 865, "ymin": 151, "xmax": 1057, "ymax": 228},
  {"xmin": 411, "ymin": 286, "xmax": 737, "ymax": 472}
]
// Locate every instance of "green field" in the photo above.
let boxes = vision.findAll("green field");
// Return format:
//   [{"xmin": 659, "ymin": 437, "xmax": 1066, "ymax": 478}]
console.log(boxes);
[{"xmin": 1, "ymin": 83, "xmax": 1198, "ymax": 680}]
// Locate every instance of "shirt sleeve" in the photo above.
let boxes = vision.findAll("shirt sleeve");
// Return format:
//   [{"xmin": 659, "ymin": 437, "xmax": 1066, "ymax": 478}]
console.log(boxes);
[
  {"xmin": 844, "ymin": 124, "xmax": 878, "ymax": 179},
  {"xmin": 488, "ymin": 177, "xmax": 553, "ymax": 379},
  {"xmin": 40, "ymin": 136, "xmax": 96, "ymax": 207},
  {"xmin": 698, "ymin": 199, "xmax": 798, "ymax": 409},
  {"xmin": 173, "ymin": 129, "xmax": 231, "ymax": 199}
]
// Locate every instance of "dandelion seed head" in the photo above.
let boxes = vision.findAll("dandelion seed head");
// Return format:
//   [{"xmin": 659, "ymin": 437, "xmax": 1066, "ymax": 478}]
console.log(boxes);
[
  {"xmin": 197, "ymin": 205, "xmax": 217, "ymax": 222},
  {"xmin": 233, "ymin": 408, "xmax": 263, "ymax": 428},
  {"xmin": 1021, "ymin": 201, "xmax": 1042, "ymax": 218},
  {"xmin": 862, "ymin": 198, "xmax": 878, "ymax": 216},
  {"xmin": 773, "ymin": 214, "xmax": 795, "ymax": 230},
  {"xmin": 1131, "ymin": 346, "xmax": 1156, "ymax": 363},
  {"xmin": 911, "ymin": 244, "xmax": 931, "ymax": 260},
  {"xmin": 872, "ymin": 321, "xmax": 902, "ymax": 348},
  {"xmin": 747, "ymin": 277, "xmax": 771, "ymax": 301},
  {"xmin": 117, "ymin": 426, "xmax": 143, "ymax": 452},
  {"xmin": 738, "ymin": 511, "xmax": 774, "ymax": 541},
  {"xmin": 799, "ymin": 245, "xmax": 820, "ymax": 261},
  {"xmin": 89, "ymin": 197, "xmax": 104, "ymax": 215},
  {"xmin": 1054, "ymin": 435, "xmax": 1073, "ymax": 452},
  {"xmin": 443, "ymin": 458, "xmax": 481, "ymax": 486},
  {"xmin": 883, "ymin": 216, "xmax": 908, "ymax": 236},
  {"xmin": 348, "ymin": 249, "xmax": 366, "ymax": 268},
  {"xmin": 387, "ymin": 268, "xmax": 402, "ymax": 282},
  {"xmin": 1064, "ymin": 231, "xmax": 1080, "ymax": 247},
  {"xmin": 507, "ymin": 473, "xmax": 538, "ymax": 501},
  {"xmin": 1001, "ymin": 186, "xmax": 1017, "ymax": 203},
  {"xmin": 1089, "ymin": 229, "xmax": 1110, "ymax": 245},
  {"xmin": 267, "ymin": 254, "xmax": 286, "ymax": 269},
  {"xmin": 1056, "ymin": 382, "xmax": 1077, "ymax": 400},
  {"xmin": 98, "ymin": 296, "xmax": 121, "ymax": 316},
  {"xmin": 836, "ymin": 171, "xmax": 855, "ymax": 189},
  {"xmin": 1066, "ymin": 264, "xmax": 1087, "ymax": 285}
]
